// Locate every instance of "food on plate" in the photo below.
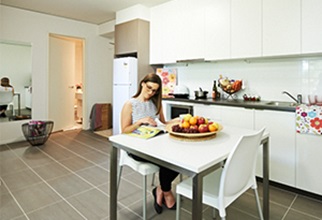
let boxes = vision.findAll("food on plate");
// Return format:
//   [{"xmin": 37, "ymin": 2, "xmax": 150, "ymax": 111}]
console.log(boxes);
[{"xmin": 171, "ymin": 115, "xmax": 220, "ymax": 134}]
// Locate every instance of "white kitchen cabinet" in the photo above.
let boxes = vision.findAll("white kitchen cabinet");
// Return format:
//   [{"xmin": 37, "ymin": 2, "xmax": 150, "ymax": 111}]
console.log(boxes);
[
  {"xmin": 231, "ymin": 0, "xmax": 262, "ymax": 59},
  {"xmin": 296, "ymin": 133, "xmax": 322, "ymax": 195},
  {"xmin": 301, "ymin": 0, "xmax": 322, "ymax": 54},
  {"xmin": 254, "ymin": 110, "xmax": 296, "ymax": 186},
  {"xmin": 193, "ymin": 104, "xmax": 222, "ymax": 122},
  {"xmin": 262, "ymin": 0, "xmax": 301, "ymax": 56},
  {"xmin": 150, "ymin": 1, "xmax": 179, "ymax": 64},
  {"xmin": 221, "ymin": 106, "xmax": 254, "ymax": 129},
  {"xmin": 175, "ymin": 0, "xmax": 205, "ymax": 61},
  {"xmin": 204, "ymin": 0, "xmax": 230, "ymax": 60}
]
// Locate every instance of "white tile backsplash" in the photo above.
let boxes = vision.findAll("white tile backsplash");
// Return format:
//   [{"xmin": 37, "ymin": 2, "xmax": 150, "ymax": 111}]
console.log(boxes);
[{"xmin": 165, "ymin": 57, "xmax": 322, "ymax": 103}]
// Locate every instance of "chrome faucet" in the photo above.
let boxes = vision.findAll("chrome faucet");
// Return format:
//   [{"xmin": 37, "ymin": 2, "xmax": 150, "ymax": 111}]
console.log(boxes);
[{"xmin": 282, "ymin": 91, "xmax": 302, "ymax": 104}]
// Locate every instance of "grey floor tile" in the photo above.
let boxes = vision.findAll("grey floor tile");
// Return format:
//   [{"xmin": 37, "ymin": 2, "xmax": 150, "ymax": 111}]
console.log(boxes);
[
  {"xmin": 32, "ymin": 162, "xmax": 71, "ymax": 181},
  {"xmin": 291, "ymin": 195, "xmax": 322, "ymax": 218},
  {"xmin": 75, "ymin": 165, "xmax": 109, "ymax": 186},
  {"xmin": 0, "ymin": 156, "xmax": 28, "ymax": 176},
  {"xmin": 81, "ymin": 150, "xmax": 110, "ymax": 165},
  {"xmin": 0, "ymin": 192, "xmax": 25, "ymax": 220},
  {"xmin": 284, "ymin": 209, "xmax": 321, "ymax": 220},
  {"xmin": 58, "ymin": 156, "xmax": 96, "ymax": 172},
  {"xmin": 19, "ymin": 146, "xmax": 55, "ymax": 168},
  {"xmin": 25, "ymin": 200, "xmax": 86, "ymax": 219},
  {"xmin": 46, "ymin": 173, "xmax": 93, "ymax": 198},
  {"xmin": 67, "ymin": 188, "xmax": 109, "ymax": 219},
  {"xmin": 38, "ymin": 143, "xmax": 78, "ymax": 161},
  {"xmin": 257, "ymin": 182, "xmax": 297, "ymax": 207},
  {"xmin": 1, "ymin": 169, "xmax": 42, "ymax": 192},
  {"xmin": 10, "ymin": 182, "xmax": 62, "ymax": 213}
]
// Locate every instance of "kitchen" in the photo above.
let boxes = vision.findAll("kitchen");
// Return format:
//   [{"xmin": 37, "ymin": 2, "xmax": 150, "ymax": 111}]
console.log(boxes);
[{"xmin": 1, "ymin": 0, "xmax": 322, "ymax": 219}]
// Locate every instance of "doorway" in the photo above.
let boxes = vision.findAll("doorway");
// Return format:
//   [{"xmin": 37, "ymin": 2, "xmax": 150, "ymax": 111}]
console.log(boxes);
[{"xmin": 48, "ymin": 34, "xmax": 84, "ymax": 132}]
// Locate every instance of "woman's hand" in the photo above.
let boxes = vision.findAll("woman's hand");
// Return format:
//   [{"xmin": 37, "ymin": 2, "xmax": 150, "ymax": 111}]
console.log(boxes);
[{"xmin": 137, "ymin": 117, "xmax": 157, "ymax": 127}]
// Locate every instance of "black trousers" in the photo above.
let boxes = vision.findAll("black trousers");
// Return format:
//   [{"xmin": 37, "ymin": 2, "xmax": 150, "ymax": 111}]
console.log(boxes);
[
  {"xmin": 129, "ymin": 153, "xmax": 179, "ymax": 192},
  {"xmin": 0, "ymin": 105, "xmax": 8, "ymax": 111}
]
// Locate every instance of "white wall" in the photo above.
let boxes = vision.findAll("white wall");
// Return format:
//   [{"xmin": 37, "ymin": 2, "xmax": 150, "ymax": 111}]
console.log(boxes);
[
  {"xmin": 166, "ymin": 57, "xmax": 322, "ymax": 103},
  {"xmin": 0, "ymin": 6, "xmax": 114, "ymax": 144}
]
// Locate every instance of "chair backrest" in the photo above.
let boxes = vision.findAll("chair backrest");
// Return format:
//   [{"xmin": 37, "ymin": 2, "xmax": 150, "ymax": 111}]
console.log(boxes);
[
  {"xmin": 219, "ymin": 127, "xmax": 265, "ymax": 200},
  {"xmin": 0, "ymin": 86, "xmax": 14, "ymax": 105}
]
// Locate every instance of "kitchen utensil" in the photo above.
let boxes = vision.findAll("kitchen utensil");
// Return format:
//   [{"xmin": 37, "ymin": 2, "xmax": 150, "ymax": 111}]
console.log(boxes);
[{"xmin": 194, "ymin": 87, "xmax": 208, "ymax": 99}]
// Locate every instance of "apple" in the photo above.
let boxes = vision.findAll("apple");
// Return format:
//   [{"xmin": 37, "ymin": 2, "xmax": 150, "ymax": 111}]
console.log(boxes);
[
  {"xmin": 198, "ymin": 124, "xmax": 209, "ymax": 133},
  {"xmin": 183, "ymin": 114, "xmax": 192, "ymax": 122},
  {"xmin": 197, "ymin": 117, "xmax": 205, "ymax": 126},
  {"xmin": 190, "ymin": 125, "xmax": 198, "ymax": 130}
]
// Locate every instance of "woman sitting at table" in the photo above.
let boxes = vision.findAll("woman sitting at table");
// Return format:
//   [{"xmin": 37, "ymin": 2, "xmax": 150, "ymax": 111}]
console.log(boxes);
[
  {"xmin": 0, "ymin": 77, "xmax": 14, "ymax": 117},
  {"xmin": 121, "ymin": 73, "xmax": 179, "ymax": 214}
]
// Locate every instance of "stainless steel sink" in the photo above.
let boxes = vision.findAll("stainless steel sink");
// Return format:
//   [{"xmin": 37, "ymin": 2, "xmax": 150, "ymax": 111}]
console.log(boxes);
[{"xmin": 266, "ymin": 101, "xmax": 298, "ymax": 107}]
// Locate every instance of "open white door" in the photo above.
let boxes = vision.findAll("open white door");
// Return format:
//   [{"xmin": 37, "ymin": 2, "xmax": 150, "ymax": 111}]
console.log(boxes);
[{"xmin": 48, "ymin": 35, "xmax": 75, "ymax": 131}]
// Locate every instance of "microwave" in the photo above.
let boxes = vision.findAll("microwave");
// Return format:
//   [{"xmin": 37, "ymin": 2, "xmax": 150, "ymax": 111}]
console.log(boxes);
[{"xmin": 164, "ymin": 102, "xmax": 194, "ymax": 120}]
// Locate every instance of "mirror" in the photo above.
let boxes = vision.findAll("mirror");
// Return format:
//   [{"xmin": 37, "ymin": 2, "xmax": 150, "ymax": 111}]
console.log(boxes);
[{"xmin": 0, "ymin": 40, "xmax": 32, "ymax": 122}]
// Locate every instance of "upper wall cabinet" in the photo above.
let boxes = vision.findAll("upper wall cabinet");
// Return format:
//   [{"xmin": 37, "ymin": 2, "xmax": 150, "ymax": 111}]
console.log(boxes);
[
  {"xmin": 301, "ymin": 0, "xmax": 322, "ymax": 54},
  {"xmin": 150, "ymin": 1, "xmax": 179, "ymax": 64},
  {"xmin": 262, "ymin": 0, "xmax": 301, "ymax": 56},
  {"xmin": 175, "ymin": 0, "xmax": 205, "ymax": 61},
  {"xmin": 204, "ymin": 0, "xmax": 230, "ymax": 60},
  {"xmin": 115, "ymin": 19, "xmax": 149, "ymax": 56},
  {"xmin": 150, "ymin": 0, "xmax": 205, "ymax": 64},
  {"xmin": 231, "ymin": 0, "xmax": 262, "ymax": 59}
]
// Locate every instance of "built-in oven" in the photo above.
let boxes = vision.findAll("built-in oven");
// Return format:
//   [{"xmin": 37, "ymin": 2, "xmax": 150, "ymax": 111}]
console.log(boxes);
[{"xmin": 164, "ymin": 101, "xmax": 194, "ymax": 120}]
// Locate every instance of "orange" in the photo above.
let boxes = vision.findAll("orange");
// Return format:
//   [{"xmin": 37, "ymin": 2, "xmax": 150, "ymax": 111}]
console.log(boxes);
[
  {"xmin": 208, "ymin": 123, "xmax": 219, "ymax": 132},
  {"xmin": 189, "ymin": 117, "xmax": 198, "ymax": 125},
  {"xmin": 181, "ymin": 121, "xmax": 190, "ymax": 129}
]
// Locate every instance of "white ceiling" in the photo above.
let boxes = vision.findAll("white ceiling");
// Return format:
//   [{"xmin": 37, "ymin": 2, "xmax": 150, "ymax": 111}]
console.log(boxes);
[{"xmin": 0, "ymin": 0, "xmax": 171, "ymax": 25}]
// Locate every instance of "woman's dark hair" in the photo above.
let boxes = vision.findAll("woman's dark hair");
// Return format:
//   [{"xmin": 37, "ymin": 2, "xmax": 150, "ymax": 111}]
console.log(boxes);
[
  {"xmin": 133, "ymin": 73, "xmax": 162, "ymax": 114},
  {"xmin": 1, "ymin": 77, "xmax": 11, "ymax": 87}
]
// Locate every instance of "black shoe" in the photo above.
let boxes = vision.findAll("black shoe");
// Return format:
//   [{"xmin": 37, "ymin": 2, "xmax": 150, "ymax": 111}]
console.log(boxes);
[
  {"xmin": 0, "ymin": 112, "xmax": 6, "ymax": 118},
  {"xmin": 163, "ymin": 198, "xmax": 177, "ymax": 210},
  {"xmin": 152, "ymin": 187, "xmax": 163, "ymax": 214}
]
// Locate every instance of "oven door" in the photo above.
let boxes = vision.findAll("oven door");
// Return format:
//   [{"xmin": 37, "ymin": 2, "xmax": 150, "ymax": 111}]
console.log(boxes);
[{"xmin": 164, "ymin": 102, "xmax": 194, "ymax": 120}]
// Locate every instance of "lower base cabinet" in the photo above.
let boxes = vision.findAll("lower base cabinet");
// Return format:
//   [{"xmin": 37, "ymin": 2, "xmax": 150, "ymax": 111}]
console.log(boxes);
[
  {"xmin": 255, "ymin": 110, "xmax": 296, "ymax": 187},
  {"xmin": 296, "ymin": 133, "xmax": 322, "ymax": 195}
]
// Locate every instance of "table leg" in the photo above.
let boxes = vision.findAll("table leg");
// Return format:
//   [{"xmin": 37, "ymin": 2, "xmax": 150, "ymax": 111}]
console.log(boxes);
[
  {"xmin": 110, "ymin": 146, "xmax": 118, "ymax": 220},
  {"xmin": 263, "ymin": 138, "xmax": 270, "ymax": 220},
  {"xmin": 192, "ymin": 174, "xmax": 203, "ymax": 220}
]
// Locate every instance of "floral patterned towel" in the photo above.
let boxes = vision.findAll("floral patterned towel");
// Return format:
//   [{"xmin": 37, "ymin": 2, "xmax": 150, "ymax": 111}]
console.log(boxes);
[
  {"xmin": 296, "ymin": 104, "xmax": 322, "ymax": 135},
  {"xmin": 156, "ymin": 68, "xmax": 177, "ymax": 98}
]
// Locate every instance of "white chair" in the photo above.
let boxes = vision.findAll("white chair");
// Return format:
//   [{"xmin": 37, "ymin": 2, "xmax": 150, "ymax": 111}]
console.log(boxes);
[
  {"xmin": 0, "ymin": 86, "xmax": 15, "ymax": 116},
  {"xmin": 117, "ymin": 119, "xmax": 159, "ymax": 220},
  {"xmin": 176, "ymin": 128, "xmax": 265, "ymax": 220}
]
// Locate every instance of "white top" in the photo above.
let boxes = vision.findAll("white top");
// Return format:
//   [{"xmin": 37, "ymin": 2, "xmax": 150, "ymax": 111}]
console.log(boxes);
[
  {"xmin": 109, "ymin": 125, "xmax": 269, "ymax": 174},
  {"xmin": 130, "ymin": 98, "xmax": 158, "ymax": 123}
]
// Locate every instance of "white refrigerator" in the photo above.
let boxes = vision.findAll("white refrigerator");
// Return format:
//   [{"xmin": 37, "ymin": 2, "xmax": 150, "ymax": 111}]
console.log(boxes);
[{"xmin": 113, "ymin": 57, "xmax": 138, "ymax": 135}]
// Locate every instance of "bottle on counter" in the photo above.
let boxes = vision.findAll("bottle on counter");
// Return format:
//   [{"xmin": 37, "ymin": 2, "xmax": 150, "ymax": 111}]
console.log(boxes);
[{"xmin": 212, "ymin": 80, "xmax": 219, "ymax": 99}]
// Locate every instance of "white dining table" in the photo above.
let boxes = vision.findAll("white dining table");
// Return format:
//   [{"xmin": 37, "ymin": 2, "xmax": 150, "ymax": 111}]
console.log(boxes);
[{"xmin": 109, "ymin": 125, "xmax": 270, "ymax": 220}]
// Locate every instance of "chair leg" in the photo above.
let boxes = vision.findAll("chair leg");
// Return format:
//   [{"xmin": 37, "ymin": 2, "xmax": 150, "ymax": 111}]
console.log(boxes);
[
  {"xmin": 254, "ymin": 188, "xmax": 264, "ymax": 220},
  {"xmin": 151, "ymin": 173, "xmax": 155, "ymax": 186},
  {"xmin": 176, "ymin": 194, "xmax": 181, "ymax": 220},
  {"xmin": 117, "ymin": 165, "xmax": 123, "ymax": 194},
  {"xmin": 143, "ymin": 175, "xmax": 147, "ymax": 220}
]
